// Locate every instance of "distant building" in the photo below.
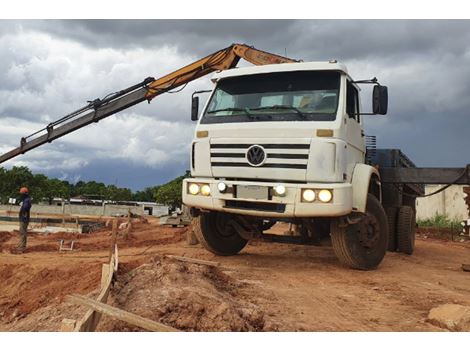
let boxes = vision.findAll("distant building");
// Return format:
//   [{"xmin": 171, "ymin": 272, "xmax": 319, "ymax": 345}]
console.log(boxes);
[
  {"xmin": 70, "ymin": 194, "xmax": 104, "ymax": 206},
  {"xmin": 134, "ymin": 202, "xmax": 169, "ymax": 217}
]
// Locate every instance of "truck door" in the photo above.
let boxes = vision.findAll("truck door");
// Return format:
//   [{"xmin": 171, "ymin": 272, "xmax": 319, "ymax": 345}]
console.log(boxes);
[{"xmin": 345, "ymin": 80, "xmax": 366, "ymax": 167}]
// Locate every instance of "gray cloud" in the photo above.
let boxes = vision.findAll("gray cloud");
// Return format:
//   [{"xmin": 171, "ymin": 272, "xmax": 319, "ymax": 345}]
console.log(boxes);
[
  {"xmin": 1, "ymin": 19, "xmax": 470, "ymax": 189},
  {"xmin": 5, "ymin": 20, "xmax": 470, "ymax": 60}
]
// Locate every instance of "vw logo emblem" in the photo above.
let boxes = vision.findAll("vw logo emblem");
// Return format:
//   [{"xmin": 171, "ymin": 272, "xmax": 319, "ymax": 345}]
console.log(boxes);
[{"xmin": 246, "ymin": 145, "xmax": 266, "ymax": 166}]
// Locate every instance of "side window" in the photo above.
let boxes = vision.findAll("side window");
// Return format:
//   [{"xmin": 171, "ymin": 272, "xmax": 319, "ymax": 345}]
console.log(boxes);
[
  {"xmin": 346, "ymin": 82, "xmax": 360, "ymax": 122},
  {"xmin": 208, "ymin": 89, "xmax": 235, "ymax": 111}
]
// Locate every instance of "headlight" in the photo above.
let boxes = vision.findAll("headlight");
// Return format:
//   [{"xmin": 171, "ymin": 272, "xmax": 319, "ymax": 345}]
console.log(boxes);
[
  {"xmin": 188, "ymin": 183, "xmax": 200, "ymax": 195},
  {"xmin": 200, "ymin": 184, "xmax": 211, "ymax": 196},
  {"xmin": 273, "ymin": 184, "xmax": 286, "ymax": 197},
  {"xmin": 302, "ymin": 189, "xmax": 316, "ymax": 202},
  {"xmin": 318, "ymin": 189, "xmax": 332, "ymax": 203},
  {"xmin": 217, "ymin": 182, "xmax": 227, "ymax": 193}
]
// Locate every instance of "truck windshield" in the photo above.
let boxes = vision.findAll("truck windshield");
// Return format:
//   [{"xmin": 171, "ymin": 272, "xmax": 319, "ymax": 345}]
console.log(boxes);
[{"xmin": 201, "ymin": 71, "xmax": 340, "ymax": 124}]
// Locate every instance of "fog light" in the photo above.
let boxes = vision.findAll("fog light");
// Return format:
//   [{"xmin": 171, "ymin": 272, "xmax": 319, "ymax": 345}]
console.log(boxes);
[
  {"xmin": 318, "ymin": 189, "xmax": 332, "ymax": 203},
  {"xmin": 200, "ymin": 184, "xmax": 211, "ymax": 196},
  {"xmin": 217, "ymin": 182, "xmax": 227, "ymax": 193},
  {"xmin": 302, "ymin": 189, "xmax": 315, "ymax": 202},
  {"xmin": 274, "ymin": 185, "xmax": 286, "ymax": 197},
  {"xmin": 188, "ymin": 183, "xmax": 200, "ymax": 195}
]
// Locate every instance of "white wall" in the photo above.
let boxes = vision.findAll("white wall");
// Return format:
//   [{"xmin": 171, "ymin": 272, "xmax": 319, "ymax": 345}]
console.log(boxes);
[{"xmin": 416, "ymin": 185, "xmax": 469, "ymax": 220}]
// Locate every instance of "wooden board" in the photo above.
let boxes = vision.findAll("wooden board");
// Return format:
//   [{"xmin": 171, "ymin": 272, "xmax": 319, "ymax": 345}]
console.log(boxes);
[
  {"xmin": 73, "ymin": 251, "xmax": 117, "ymax": 332},
  {"xmin": 68, "ymin": 294, "xmax": 179, "ymax": 332},
  {"xmin": 165, "ymin": 254, "xmax": 220, "ymax": 267}
]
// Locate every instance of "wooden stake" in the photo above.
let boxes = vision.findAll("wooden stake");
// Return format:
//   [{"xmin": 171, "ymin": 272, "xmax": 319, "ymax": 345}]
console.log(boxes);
[
  {"xmin": 165, "ymin": 254, "xmax": 220, "ymax": 267},
  {"xmin": 101, "ymin": 264, "xmax": 111, "ymax": 289},
  {"xmin": 74, "ymin": 247, "xmax": 117, "ymax": 332},
  {"xmin": 67, "ymin": 294, "xmax": 179, "ymax": 332},
  {"xmin": 108, "ymin": 218, "xmax": 118, "ymax": 262}
]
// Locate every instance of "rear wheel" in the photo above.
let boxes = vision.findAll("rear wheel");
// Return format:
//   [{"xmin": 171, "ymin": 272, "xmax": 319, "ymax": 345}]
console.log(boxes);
[
  {"xmin": 385, "ymin": 207, "xmax": 398, "ymax": 252},
  {"xmin": 193, "ymin": 211, "xmax": 248, "ymax": 256},
  {"xmin": 331, "ymin": 194, "xmax": 389, "ymax": 270},
  {"xmin": 396, "ymin": 206, "xmax": 416, "ymax": 255}
]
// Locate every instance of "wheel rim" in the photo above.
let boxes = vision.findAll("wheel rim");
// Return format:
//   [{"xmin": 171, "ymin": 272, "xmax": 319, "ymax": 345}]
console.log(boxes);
[
  {"xmin": 357, "ymin": 214, "xmax": 380, "ymax": 249},
  {"xmin": 214, "ymin": 213, "xmax": 237, "ymax": 238}
]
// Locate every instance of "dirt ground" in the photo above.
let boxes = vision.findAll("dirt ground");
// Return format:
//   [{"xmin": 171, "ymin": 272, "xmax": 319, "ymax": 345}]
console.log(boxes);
[{"xmin": 0, "ymin": 218, "xmax": 469, "ymax": 332}]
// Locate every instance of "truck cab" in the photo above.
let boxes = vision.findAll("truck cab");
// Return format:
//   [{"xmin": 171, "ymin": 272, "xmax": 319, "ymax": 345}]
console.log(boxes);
[{"xmin": 183, "ymin": 61, "xmax": 389, "ymax": 270}]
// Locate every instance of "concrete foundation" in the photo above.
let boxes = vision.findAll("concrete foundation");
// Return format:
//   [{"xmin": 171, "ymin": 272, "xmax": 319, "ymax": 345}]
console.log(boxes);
[
  {"xmin": 0, "ymin": 203, "xmax": 168, "ymax": 218},
  {"xmin": 0, "ymin": 222, "xmax": 79, "ymax": 233}
]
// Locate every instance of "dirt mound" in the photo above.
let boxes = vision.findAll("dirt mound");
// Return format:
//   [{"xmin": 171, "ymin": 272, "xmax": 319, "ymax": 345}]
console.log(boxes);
[
  {"xmin": 0, "ymin": 232, "xmax": 14, "ymax": 250},
  {"xmin": 0, "ymin": 263, "xmax": 101, "ymax": 323},
  {"xmin": 99, "ymin": 256, "xmax": 275, "ymax": 332}
]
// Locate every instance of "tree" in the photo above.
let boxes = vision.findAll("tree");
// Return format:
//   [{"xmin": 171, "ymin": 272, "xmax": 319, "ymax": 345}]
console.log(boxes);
[
  {"xmin": 133, "ymin": 186, "xmax": 160, "ymax": 202},
  {"xmin": 0, "ymin": 166, "xmax": 34, "ymax": 203},
  {"xmin": 154, "ymin": 171, "xmax": 190, "ymax": 209},
  {"xmin": 43, "ymin": 178, "xmax": 71, "ymax": 203},
  {"xmin": 105, "ymin": 185, "xmax": 133, "ymax": 202},
  {"xmin": 0, "ymin": 166, "xmax": 190, "ymax": 206}
]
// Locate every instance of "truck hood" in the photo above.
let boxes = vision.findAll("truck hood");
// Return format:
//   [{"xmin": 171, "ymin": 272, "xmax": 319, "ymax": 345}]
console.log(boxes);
[{"xmin": 192, "ymin": 124, "xmax": 347, "ymax": 183}]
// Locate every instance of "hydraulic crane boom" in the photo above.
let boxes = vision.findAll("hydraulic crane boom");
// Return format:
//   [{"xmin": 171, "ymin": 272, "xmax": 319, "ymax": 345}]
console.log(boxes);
[{"xmin": 0, "ymin": 44, "xmax": 298, "ymax": 164}]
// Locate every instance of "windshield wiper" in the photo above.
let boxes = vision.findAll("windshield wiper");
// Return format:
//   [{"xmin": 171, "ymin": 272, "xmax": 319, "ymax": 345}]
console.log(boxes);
[
  {"xmin": 206, "ymin": 107, "xmax": 256, "ymax": 119},
  {"xmin": 207, "ymin": 107, "xmax": 244, "ymax": 114},
  {"xmin": 251, "ymin": 105, "xmax": 308, "ymax": 119}
]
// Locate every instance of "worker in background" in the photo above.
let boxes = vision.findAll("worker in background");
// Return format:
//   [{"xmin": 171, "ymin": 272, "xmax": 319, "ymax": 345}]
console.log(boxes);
[{"xmin": 15, "ymin": 187, "xmax": 32, "ymax": 253}]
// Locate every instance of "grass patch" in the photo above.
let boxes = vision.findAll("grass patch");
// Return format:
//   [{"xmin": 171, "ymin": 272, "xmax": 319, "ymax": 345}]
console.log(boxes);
[{"xmin": 417, "ymin": 214, "xmax": 464, "ymax": 232}]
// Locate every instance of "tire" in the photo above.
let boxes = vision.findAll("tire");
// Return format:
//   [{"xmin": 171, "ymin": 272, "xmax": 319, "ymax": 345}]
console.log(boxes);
[
  {"xmin": 385, "ymin": 207, "xmax": 398, "ymax": 252},
  {"xmin": 193, "ymin": 212, "xmax": 248, "ymax": 256},
  {"xmin": 396, "ymin": 206, "xmax": 416, "ymax": 255},
  {"xmin": 331, "ymin": 194, "xmax": 389, "ymax": 270}
]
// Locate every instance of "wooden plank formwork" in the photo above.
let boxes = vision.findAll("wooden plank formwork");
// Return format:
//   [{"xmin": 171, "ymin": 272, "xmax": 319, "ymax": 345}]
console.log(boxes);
[
  {"xmin": 61, "ymin": 239, "xmax": 119, "ymax": 332},
  {"xmin": 67, "ymin": 294, "xmax": 179, "ymax": 332}
]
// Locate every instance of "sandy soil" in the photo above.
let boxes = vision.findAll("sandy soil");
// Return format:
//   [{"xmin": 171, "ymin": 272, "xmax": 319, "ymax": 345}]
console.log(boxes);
[{"xmin": 0, "ymin": 220, "xmax": 469, "ymax": 331}]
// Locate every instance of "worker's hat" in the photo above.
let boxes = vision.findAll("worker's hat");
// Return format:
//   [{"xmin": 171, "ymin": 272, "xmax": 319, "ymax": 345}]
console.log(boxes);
[{"xmin": 19, "ymin": 187, "xmax": 29, "ymax": 194}]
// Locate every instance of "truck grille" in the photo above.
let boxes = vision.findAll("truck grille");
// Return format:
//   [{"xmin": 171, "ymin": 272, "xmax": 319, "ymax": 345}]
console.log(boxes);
[
  {"xmin": 224, "ymin": 200, "xmax": 286, "ymax": 213},
  {"xmin": 210, "ymin": 143, "xmax": 309, "ymax": 170}
]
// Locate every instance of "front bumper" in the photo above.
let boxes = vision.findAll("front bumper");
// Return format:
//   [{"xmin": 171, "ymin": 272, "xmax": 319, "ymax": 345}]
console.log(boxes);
[{"xmin": 182, "ymin": 178, "xmax": 353, "ymax": 218}]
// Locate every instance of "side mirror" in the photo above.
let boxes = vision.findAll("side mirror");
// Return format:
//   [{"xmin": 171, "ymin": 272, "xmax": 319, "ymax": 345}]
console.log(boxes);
[
  {"xmin": 191, "ymin": 96, "xmax": 199, "ymax": 121},
  {"xmin": 373, "ymin": 85, "xmax": 388, "ymax": 115}
]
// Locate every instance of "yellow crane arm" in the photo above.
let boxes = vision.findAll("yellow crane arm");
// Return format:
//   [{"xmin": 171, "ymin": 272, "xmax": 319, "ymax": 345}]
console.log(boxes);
[{"xmin": 145, "ymin": 43, "xmax": 298, "ymax": 100}]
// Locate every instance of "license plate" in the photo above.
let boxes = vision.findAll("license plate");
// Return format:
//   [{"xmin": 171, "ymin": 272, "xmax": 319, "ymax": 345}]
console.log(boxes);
[{"xmin": 237, "ymin": 185, "xmax": 268, "ymax": 200}]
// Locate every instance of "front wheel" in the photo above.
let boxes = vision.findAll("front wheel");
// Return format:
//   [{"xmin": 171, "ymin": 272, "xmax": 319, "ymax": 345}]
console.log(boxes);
[
  {"xmin": 331, "ymin": 194, "xmax": 389, "ymax": 270},
  {"xmin": 193, "ymin": 211, "xmax": 248, "ymax": 256}
]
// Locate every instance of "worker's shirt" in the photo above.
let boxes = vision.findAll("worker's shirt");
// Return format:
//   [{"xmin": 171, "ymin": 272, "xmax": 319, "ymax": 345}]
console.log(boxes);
[{"xmin": 19, "ymin": 195, "xmax": 32, "ymax": 223}]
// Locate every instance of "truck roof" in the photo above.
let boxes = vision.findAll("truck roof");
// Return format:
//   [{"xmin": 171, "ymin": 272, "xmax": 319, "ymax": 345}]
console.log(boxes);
[{"xmin": 211, "ymin": 61, "xmax": 349, "ymax": 82}]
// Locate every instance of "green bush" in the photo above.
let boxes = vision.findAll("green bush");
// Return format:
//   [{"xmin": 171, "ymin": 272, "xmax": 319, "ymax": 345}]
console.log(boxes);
[{"xmin": 417, "ymin": 214, "xmax": 464, "ymax": 232}]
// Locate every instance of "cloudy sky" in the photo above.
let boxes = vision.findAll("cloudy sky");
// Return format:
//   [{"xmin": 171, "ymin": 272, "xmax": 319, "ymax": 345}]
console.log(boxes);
[{"xmin": 1, "ymin": 20, "xmax": 470, "ymax": 190}]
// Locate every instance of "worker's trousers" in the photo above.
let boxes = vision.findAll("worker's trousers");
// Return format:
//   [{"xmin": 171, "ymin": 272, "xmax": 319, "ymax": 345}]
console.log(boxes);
[{"xmin": 18, "ymin": 221, "xmax": 28, "ymax": 250}]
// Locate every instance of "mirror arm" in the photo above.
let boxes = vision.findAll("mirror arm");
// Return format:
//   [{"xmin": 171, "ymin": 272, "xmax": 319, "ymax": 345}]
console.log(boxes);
[
  {"xmin": 192, "ymin": 90, "xmax": 212, "ymax": 99},
  {"xmin": 352, "ymin": 77, "xmax": 380, "ymax": 85}
]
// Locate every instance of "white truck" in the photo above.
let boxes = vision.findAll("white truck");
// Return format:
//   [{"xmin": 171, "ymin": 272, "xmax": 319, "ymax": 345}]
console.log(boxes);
[
  {"xmin": 183, "ymin": 60, "xmax": 394, "ymax": 270},
  {"xmin": 3, "ymin": 43, "xmax": 468, "ymax": 270}
]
